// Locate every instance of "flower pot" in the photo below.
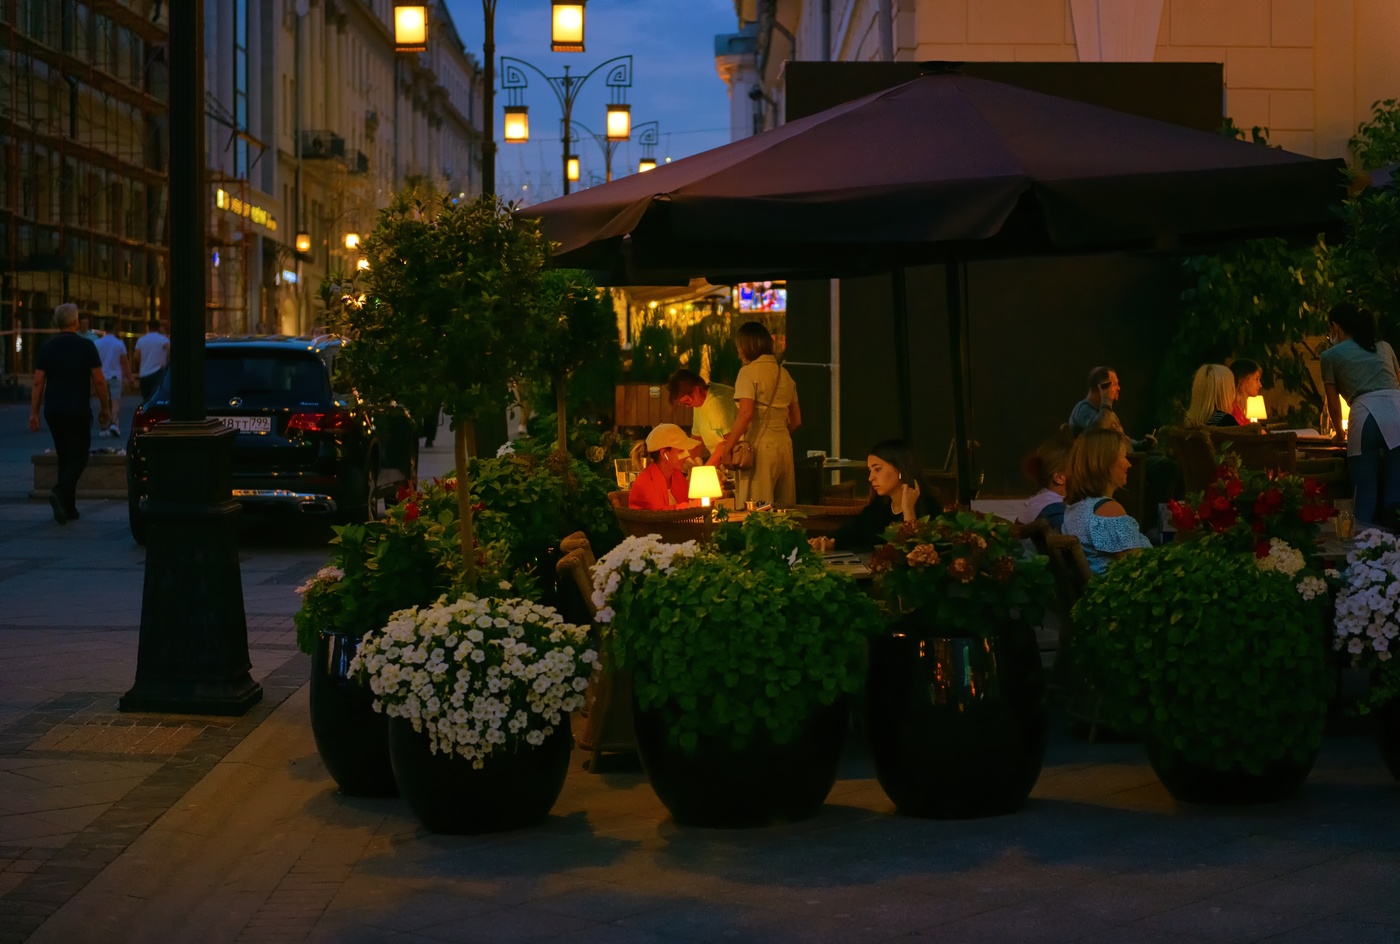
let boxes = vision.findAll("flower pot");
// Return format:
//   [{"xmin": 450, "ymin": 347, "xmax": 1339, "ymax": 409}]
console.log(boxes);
[
  {"xmin": 1145, "ymin": 739, "xmax": 1316, "ymax": 805},
  {"xmin": 632, "ymin": 697, "xmax": 847, "ymax": 828},
  {"xmin": 387, "ymin": 718, "xmax": 573, "ymax": 834},
  {"xmin": 309, "ymin": 631, "xmax": 396, "ymax": 797},
  {"xmin": 865, "ymin": 616, "xmax": 1048, "ymax": 819},
  {"xmin": 1375, "ymin": 699, "xmax": 1400, "ymax": 782}
]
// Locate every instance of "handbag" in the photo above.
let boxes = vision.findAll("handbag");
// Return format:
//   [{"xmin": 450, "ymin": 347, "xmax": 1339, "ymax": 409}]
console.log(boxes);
[{"xmin": 725, "ymin": 365, "xmax": 781, "ymax": 473}]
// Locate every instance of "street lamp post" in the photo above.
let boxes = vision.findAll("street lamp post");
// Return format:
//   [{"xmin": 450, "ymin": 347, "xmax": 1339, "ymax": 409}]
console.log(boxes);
[
  {"xmin": 564, "ymin": 119, "xmax": 627, "ymax": 184},
  {"xmin": 500, "ymin": 55, "xmax": 633, "ymax": 195},
  {"xmin": 480, "ymin": 0, "xmax": 499, "ymax": 198},
  {"xmin": 634, "ymin": 120, "xmax": 659, "ymax": 173}
]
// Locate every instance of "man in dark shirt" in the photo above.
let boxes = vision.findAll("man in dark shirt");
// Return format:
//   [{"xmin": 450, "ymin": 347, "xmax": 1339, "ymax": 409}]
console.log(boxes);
[{"xmin": 29, "ymin": 303, "xmax": 111, "ymax": 524}]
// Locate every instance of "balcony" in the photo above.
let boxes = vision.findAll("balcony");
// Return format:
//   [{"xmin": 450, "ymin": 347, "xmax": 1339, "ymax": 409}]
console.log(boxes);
[
  {"xmin": 348, "ymin": 150, "xmax": 370, "ymax": 175},
  {"xmin": 300, "ymin": 131, "xmax": 346, "ymax": 160}
]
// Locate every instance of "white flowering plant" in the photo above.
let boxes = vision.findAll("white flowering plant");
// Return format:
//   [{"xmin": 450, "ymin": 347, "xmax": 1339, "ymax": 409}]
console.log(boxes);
[
  {"xmin": 590, "ymin": 533, "xmax": 702, "ymax": 626},
  {"xmin": 293, "ymin": 565, "xmax": 348, "ymax": 655},
  {"xmin": 1333, "ymin": 528, "xmax": 1400, "ymax": 711},
  {"xmin": 1255, "ymin": 538, "xmax": 1332, "ymax": 602},
  {"xmin": 349, "ymin": 594, "xmax": 596, "ymax": 767}
]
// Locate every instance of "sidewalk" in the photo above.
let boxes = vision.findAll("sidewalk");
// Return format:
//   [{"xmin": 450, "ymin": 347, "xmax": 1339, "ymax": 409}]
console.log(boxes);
[{"xmin": 2, "ymin": 405, "xmax": 1399, "ymax": 943}]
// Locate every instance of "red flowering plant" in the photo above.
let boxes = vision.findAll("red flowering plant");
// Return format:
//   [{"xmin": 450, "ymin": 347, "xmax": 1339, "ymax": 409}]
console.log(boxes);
[
  {"xmin": 869, "ymin": 509, "xmax": 1052, "ymax": 634},
  {"xmin": 1166, "ymin": 450, "xmax": 1334, "ymax": 563}
]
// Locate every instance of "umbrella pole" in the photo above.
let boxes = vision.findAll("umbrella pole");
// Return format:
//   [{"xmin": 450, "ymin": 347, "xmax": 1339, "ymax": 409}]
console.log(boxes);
[
  {"xmin": 892, "ymin": 267, "xmax": 913, "ymax": 444},
  {"xmin": 945, "ymin": 259, "xmax": 973, "ymax": 506}
]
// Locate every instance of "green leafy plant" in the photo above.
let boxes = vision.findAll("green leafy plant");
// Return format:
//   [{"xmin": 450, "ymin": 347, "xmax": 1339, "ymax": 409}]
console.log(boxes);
[
  {"xmin": 529, "ymin": 269, "xmax": 621, "ymax": 452},
  {"xmin": 592, "ymin": 516, "xmax": 882, "ymax": 752},
  {"xmin": 867, "ymin": 509, "xmax": 1052, "ymax": 633},
  {"xmin": 1073, "ymin": 535, "xmax": 1331, "ymax": 773},
  {"xmin": 1350, "ymin": 99, "xmax": 1400, "ymax": 170}
]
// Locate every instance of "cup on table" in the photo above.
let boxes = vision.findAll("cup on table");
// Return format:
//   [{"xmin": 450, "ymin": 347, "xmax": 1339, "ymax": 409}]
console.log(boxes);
[{"xmin": 1335, "ymin": 510, "xmax": 1356, "ymax": 539}]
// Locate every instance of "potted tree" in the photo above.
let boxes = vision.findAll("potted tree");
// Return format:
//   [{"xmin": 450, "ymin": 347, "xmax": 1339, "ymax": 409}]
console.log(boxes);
[
  {"xmin": 350, "ymin": 594, "xmax": 595, "ymax": 834},
  {"xmin": 1331, "ymin": 527, "xmax": 1400, "ymax": 780},
  {"xmin": 1075, "ymin": 534, "xmax": 1332, "ymax": 804},
  {"xmin": 864, "ymin": 510, "xmax": 1054, "ymax": 818},
  {"xmin": 592, "ymin": 513, "xmax": 882, "ymax": 827}
]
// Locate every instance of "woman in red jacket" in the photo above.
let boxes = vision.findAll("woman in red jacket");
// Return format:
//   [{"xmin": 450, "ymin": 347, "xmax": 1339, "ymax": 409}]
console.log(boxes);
[{"xmin": 628, "ymin": 424, "xmax": 701, "ymax": 510}]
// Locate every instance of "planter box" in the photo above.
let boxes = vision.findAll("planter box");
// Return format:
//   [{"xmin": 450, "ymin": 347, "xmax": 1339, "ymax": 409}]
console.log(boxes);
[
  {"xmin": 614, "ymin": 382, "xmax": 692, "ymax": 430},
  {"xmin": 31, "ymin": 452, "xmax": 128, "ymax": 500}
]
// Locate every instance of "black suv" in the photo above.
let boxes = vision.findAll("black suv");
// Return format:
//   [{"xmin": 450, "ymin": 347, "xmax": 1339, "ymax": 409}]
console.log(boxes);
[{"xmin": 126, "ymin": 335, "xmax": 418, "ymax": 543}]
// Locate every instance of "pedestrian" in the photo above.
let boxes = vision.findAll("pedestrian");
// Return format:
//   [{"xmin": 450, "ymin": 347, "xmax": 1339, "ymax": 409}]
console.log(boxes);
[
  {"xmin": 93, "ymin": 320, "xmax": 130, "ymax": 437},
  {"xmin": 29, "ymin": 303, "xmax": 111, "ymax": 525},
  {"xmin": 713, "ymin": 321, "xmax": 801, "ymax": 507},
  {"xmin": 132, "ymin": 319, "xmax": 170, "ymax": 402}
]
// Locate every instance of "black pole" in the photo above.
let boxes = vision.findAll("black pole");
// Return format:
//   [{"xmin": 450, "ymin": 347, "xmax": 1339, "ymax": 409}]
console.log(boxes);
[
  {"xmin": 945, "ymin": 259, "xmax": 973, "ymax": 506},
  {"xmin": 482, "ymin": 0, "xmax": 497, "ymax": 198},
  {"xmin": 121, "ymin": 0, "xmax": 260, "ymax": 716},
  {"xmin": 891, "ymin": 267, "xmax": 913, "ymax": 445}
]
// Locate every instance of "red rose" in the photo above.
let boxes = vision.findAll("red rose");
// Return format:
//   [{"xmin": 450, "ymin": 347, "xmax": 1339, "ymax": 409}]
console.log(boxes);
[
  {"xmin": 1168, "ymin": 500, "xmax": 1197, "ymax": 532},
  {"xmin": 1253, "ymin": 488, "xmax": 1283, "ymax": 516},
  {"xmin": 1255, "ymin": 539, "xmax": 1271, "ymax": 558},
  {"xmin": 1224, "ymin": 478, "xmax": 1245, "ymax": 499},
  {"xmin": 403, "ymin": 502, "xmax": 420, "ymax": 521},
  {"xmin": 1303, "ymin": 479, "xmax": 1325, "ymax": 498},
  {"xmin": 1300, "ymin": 503, "xmax": 1331, "ymax": 523},
  {"xmin": 1214, "ymin": 463, "xmax": 1239, "ymax": 481},
  {"xmin": 396, "ymin": 485, "xmax": 413, "ymax": 503}
]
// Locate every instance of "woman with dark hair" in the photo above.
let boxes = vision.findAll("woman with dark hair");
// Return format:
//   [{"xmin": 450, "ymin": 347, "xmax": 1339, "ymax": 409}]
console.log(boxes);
[
  {"xmin": 1229, "ymin": 358, "xmax": 1263, "ymax": 425},
  {"xmin": 713, "ymin": 321, "xmax": 801, "ymax": 506},
  {"xmin": 813, "ymin": 440, "xmax": 931, "ymax": 551},
  {"xmin": 1320, "ymin": 302, "xmax": 1400, "ymax": 525}
]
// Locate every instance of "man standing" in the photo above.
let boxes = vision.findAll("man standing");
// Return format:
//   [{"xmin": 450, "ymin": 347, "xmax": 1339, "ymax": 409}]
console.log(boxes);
[
  {"xmin": 668, "ymin": 369, "xmax": 738, "ymax": 465},
  {"xmin": 132, "ymin": 319, "xmax": 170, "ymax": 401},
  {"xmin": 93, "ymin": 321, "xmax": 131, "ymax": 437},
  {"xmin": 30, "ymin": 303, "xmax": 111, "ymax": 524}
]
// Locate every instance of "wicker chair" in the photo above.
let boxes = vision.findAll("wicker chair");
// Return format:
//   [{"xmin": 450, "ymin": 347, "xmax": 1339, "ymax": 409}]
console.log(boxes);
[
  {"xmin": 1210, "ymin": 427, "xmax": 1298, "ymax": 475},
  {"xmin": 790, "ymin": 500, "xmax": 866, "ymax": 538},
  {"xmin": 611, "ymin": 503, "xmax": 714, "ymax": 543},
  {"xmin": 1168, "ymin": 427, "xmax": 1218, "ymax": 494},
  {"xmin": 556, "ymin": 549, "xmax": 637, "ymax": 770},
  {"xmin": 559, "ymin": 530, "xmax": 596, "ymax": 571}
]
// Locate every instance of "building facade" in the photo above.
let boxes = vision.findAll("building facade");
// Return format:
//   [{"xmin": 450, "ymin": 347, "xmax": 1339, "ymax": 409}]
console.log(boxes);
[
  {"xmin": 0, "ymin": 0, "xmax": 170, "ymax": 381},
  {"xmin": 720, "ymin": 0, "xmax": 1400, "ymax": 161}
]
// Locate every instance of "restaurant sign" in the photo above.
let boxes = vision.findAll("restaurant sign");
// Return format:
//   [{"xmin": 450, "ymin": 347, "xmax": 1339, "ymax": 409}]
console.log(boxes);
[{"xmin": 214, "ymin": 188, "xmax": 279, "ymax": 233}]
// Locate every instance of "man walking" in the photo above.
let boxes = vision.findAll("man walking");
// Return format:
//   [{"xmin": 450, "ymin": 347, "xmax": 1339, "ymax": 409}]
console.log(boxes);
[
  {"xmin": 29, "ymin": 303, "xmax": 111, "ymax": 524},
  {"xmin": 93, "ymin": 321, "xmax": 131, "ymax": 437},
  {"xmin": 132, "ymin": 319, "xmax": 170, "ymax": 401}
]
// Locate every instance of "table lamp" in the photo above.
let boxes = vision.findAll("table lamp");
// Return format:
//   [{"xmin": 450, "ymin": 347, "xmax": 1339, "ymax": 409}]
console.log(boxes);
[
  {"xmin": 1340, "ymin": 396, "xmax": 1350, "ymax": 434},
  {"xmin": 1245, "ymin": 396, "xmax": 1267, "ymax": 423},
  {"xmin": 688, "ymin": 465, "xmax": 723, "ymax": 509}
]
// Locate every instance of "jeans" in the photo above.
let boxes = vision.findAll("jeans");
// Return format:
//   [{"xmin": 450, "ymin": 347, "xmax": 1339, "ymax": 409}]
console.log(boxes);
[
  {"xmin": 1348, "ymin": 414, "xmax": 1400, "ymax": 525},
  {"xmin": 139, "ymin": 368, "xmax": 165, "ymax": 402},
  {"xmin": 46, "ymin": 411, "xmax": 92, "ymax": 513}
]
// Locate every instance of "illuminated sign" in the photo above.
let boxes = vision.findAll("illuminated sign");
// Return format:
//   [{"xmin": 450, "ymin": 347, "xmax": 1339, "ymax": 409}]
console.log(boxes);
[{"xmin": 214, "ymin": 188, "xmax": 279, "ymax": 233}]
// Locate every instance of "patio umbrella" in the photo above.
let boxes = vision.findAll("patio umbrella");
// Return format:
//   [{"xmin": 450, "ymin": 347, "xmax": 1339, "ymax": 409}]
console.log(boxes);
[{"xmin": 524, "ymin": 68, "xmax": 1346, "ymax": 500}]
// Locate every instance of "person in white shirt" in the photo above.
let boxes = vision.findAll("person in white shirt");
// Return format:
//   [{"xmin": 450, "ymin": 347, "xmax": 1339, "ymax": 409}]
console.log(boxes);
[
  {"xmin": 93, "ymin": 322, "xmax": 131, "ymax": 437},
  {"xmin": 667, "ymin": 368, "xmax": 737, "ymax": 464},
  {"xmin": 133, "ymin": 320, "xmax": 171, "ymax": 402}
]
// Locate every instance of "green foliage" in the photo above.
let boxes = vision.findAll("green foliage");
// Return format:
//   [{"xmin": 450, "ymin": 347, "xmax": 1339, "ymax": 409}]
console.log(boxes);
[
  {"xmin": 868, "ymin": 509, "xmax": 1053, "ymax": 635},
  {"xmin": 628, "ymin": 310, "xmax": 683, "ymax": 381},
  {"xmin": 512, "ymin": 414, "xmax": 631, "ymax": 469},
  {"xmin": 680, "ymin": 313, "xmax": 743, "ymax": 385},
  {"xmin": 1350, "ymin": 99, "xmax": 1400, "ymax": 170},
  {"xmin": 531, "ymin": 269, "xmax": 621, "ymax": 448},
  {"xmin": 1332, "ymin": 188, "xmax": 1400, "ymax": 337},
  {"xmin": 1073, "ymin": 536, "xmax": 1331, "ymax": 773},
  {"xmin": 1219, "ymin": 117, "xmax": 1273, "ymax": 147},
  {"xmin": 603, "ymin": 519, "xmax": 882, "ymax": 752},
  {"xmin": 466, "ymin": 452, "xmax": 621, "ymax": 562},
  {"xmin": 711, "ymin": 509, "xmax": 810, "ymax": 562}
]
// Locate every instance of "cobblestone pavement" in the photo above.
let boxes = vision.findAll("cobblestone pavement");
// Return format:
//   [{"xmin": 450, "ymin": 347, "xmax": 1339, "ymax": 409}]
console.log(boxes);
[{"xmin": 1, "ymin": 403, "xmax": 1399, "ymax": 944}]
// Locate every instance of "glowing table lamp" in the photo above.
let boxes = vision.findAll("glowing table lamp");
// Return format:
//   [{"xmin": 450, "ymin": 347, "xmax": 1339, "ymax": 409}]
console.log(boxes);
[
  {"xmin": 1245, "ymin": 396, "xmax": 1267, "ymax": 423},
  {"xmin": 688, "ymin": 465, "xmax": 723, "ymax": 509}
]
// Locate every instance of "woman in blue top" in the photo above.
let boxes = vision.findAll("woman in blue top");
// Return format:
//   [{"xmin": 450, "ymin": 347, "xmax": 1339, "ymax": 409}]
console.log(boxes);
[
  {"xmin": 1062, "ymin": 428, "xmax": 1152, "ymax": 575},
  {"xmin": 1320, "ymin": 303, "xmax": 1400, "ymax": 526}
]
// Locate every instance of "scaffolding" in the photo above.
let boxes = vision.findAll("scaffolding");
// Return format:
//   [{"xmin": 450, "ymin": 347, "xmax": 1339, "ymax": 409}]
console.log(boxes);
[{"xmin": 0, "ymin": 0, "xmax": 170, "ymax": 387}]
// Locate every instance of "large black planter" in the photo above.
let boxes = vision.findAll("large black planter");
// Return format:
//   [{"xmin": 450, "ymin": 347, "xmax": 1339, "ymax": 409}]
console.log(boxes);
[
  {"xmin": 1146, "ymin": 740, "xmax": 1316, "ymax": 805},
  {"xmin": 633, "ymin": 697, "xmax": 847, "ymax": 828},
  {"xmin": 1374, "ymin": 699, "xmax": 1400, "ymax": 782},
  {"xmin": 865, "ymin": 616, "xmax": 1048, "ymax": 819},
  {"xmin": 309, "ymin": 631, "xmax": 396, "ymax": 797},
  {"xmin": 387, "ymin": 718, "xmax": 573, "ymax": 834}
]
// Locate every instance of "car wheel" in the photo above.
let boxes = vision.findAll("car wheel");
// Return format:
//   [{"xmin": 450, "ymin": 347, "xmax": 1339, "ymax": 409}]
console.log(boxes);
[{"xmin": 346, "ymin": 456, "xmax": 381, "ymax": 523}]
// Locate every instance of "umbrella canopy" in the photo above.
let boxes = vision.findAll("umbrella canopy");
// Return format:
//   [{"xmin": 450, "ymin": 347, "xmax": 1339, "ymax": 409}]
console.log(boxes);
[{"xmin": 526, "ymin": 70, "xmax": 1344, "ymax": 284}]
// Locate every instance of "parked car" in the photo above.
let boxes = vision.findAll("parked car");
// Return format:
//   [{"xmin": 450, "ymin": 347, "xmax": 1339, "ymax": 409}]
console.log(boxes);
[{"xmin": 126, "ymin": 335, "xmax": 417, "ymax": 543}]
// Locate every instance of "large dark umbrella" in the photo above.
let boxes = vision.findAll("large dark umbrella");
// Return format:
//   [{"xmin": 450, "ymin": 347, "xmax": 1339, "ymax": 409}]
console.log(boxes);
[{"xmin": 526, "ymin": 69, "xmax": 1345, "ymax": 500}]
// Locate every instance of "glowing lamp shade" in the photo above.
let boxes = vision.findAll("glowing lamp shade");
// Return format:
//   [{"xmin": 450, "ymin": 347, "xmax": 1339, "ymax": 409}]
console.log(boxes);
[
  {"xmin": 605, "ymin": 103, "xmax": 631, "ymax": 141},
  {"xmin": 1245, "ymin": 395, "xmax": 1267, "ymax": 422},
  {"xmin": 1340, "ymin": 395, "xmax": 1351, "ymax": 433},
  {"xmin": 344, "ymin": 233, "xmax": 360, "ymax": 250},
  {"xmin": 294, "ymin": 231, "xmax": 311, "ymax": 254},
  {"xmin": 550, "ymin": 1, "xmax": 585, "ymax": 52},
  {"xmin": 503, "ymin": 106, "xmax": 530, "ymax": 143},
  {"xmin": 688, "ymin": 465, "xmax": 723, "ymax": 508},
  {"xmin": 356, "ymin": 258, "xmax": 370, "ymax": 271},
  {"xmin": 638, "ymin": 157, "xmax": 657, "ymax": 173},
  {"xmin": 566, "ymin": 155, "xmax": 580, "ymax": 182},
  {"xmin": 393, "ymin": 5, "xmax": 427, "ymax": 51}
]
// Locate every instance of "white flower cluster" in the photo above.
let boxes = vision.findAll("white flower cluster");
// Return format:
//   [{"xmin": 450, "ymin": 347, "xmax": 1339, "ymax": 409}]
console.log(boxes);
[
  {"xmin": 1256, "ymin": 538, "xmax": 1305, "ymax": 577},
  {"xmin": 295, "ymin": 565, "xmax": 344, "ymax": 597},
  {"xmin": 348, "ymin": 594, "xmax": 596, "ymax": 767},
  {"xmin": 589, "ymin": 534, "xmax": 699, "ymax": 624},
  {"xmin": 1334, "ymin": 528, "xmax": 1400, "ymax": 663}
]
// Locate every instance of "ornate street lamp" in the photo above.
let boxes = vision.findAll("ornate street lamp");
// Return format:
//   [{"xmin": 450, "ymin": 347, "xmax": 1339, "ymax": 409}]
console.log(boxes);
[
  {"xmin": 566, "ymin": 155, "xmax": 580, "ymax": 182},
  {"xmin": 295, "ymin": 231, "xmax": 312, "ymax": 254},
  {"xmin": 550, "ymin": 1, "xmax": 586, "ymax": 52},
  {"xmin": 344, "ymin": 233, "xmax": 360, "ymax": 250},
  {"xmin": 635, "ymin": 120, "xmax": 659, "ymax": 173},
  {"xmin": 394, "ymin": 5, "xmax": 428, "ymax": 52},
  {"xmin": 503, "ymin": 105, "xmax": 530, "ymax": 143},
  {"xmin": 605, "ymin": 102, "xmax": 631, "ymax": 141}
]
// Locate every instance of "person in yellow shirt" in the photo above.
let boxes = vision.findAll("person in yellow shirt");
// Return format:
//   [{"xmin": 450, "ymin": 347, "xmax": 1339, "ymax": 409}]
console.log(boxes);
[{"xmin": 667, "ymin": 368, "xmax": 738, "ymax": 465}]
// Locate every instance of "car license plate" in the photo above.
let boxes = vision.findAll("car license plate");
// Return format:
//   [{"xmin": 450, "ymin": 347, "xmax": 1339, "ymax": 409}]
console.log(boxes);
[{"xmin": 218, "ymin": 416, "xmax": 271, "ymax": 433}]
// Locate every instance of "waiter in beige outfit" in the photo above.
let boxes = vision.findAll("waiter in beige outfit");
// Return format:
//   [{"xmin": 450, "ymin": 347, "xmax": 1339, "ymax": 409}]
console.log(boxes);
[{"xmin": 713, "ymin": 321, "xmax": 801, "ymax": 506}]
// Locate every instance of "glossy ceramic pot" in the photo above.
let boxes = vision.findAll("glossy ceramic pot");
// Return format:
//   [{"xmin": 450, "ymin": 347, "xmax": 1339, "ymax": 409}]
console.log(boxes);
[
  {"xmin": 865, "ymin": 616, "xmax": 1048, "ymax": 819},
  {"xmin": 633, "ymin": 697, "xmax": 847, "ymax": 828},
  {"xmin": 387, "ymin": 718, "xmax": 573, "ymax": 834},
  {"xmin": 1146, "ymin": 740, "xmax": 1316, "ymax": 805},
  {"xmin": 309, "ymin": 630, "xmax": 396, "ymax": 797}
]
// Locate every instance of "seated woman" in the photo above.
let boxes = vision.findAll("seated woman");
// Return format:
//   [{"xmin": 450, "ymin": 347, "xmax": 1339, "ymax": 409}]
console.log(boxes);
[
  {"xmin": 1062, "ymin": 428, "xmax": 1152, "ymax": 575},
  {"xmin": 1016, "ymin": 432, "xmax": 1073, "ymax": 532},
  {"xmin": 1184, "ymin": 364, "xmax": 1241, "ymax": 427},
  {"xmin": 1229, "ymin": 358, "xmax": 1263, "ymax": 425},
  {"xmin": 627, "ymin": 423, "xmax": 701, "ymax": 510},
  {"xmin": 813, "ymin": 440, "xmax": 931, "ymax": 551}
]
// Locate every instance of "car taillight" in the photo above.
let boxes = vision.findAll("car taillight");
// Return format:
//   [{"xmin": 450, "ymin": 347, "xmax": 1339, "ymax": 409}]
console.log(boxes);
[
  {"xmin": 287, "ymin": 411, "xmax": 352, "ymax": 432},
  {"xmin": 132, "ymin": 406, "xmax": 172, "ymax": 435}
]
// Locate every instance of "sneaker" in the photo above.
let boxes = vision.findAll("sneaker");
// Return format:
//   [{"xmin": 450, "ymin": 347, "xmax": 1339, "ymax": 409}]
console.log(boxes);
[
  {"xmin": 49, "ymin": 494, "xmax": 68, "ymax": 525},
  {"xmin": 108, "ymin": 425, "xmax": 121, "ymax": 437}
]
